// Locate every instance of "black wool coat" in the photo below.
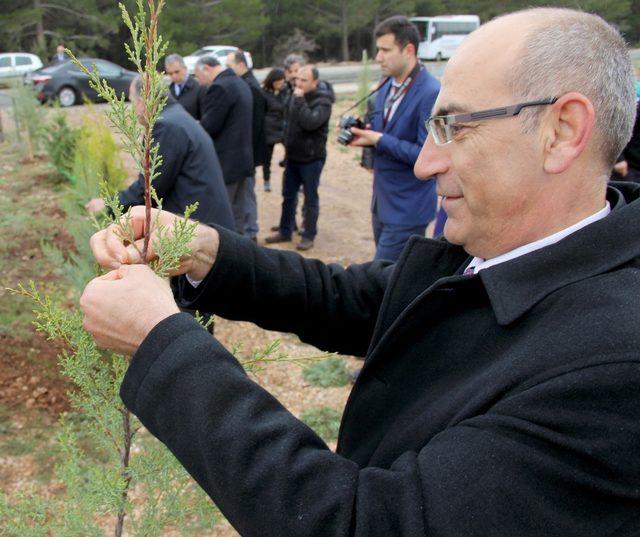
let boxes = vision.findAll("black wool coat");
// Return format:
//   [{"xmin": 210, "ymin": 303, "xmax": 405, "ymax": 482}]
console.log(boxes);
[
  {"xmin": 284, "ymin": 88, "xmax": 333, "ymax": 163},
  {"xmin": 241, "ymin": 70, "xmax": 267, "ymax": 167},
  {"xmin": 200, "ymin": 68, "xmax": 254, "ymax": 184},
  {"xmin": 118, "ymin": 102, "xmax": 234, "ymax": 229},
  {"xmin": 263, "ymin": 89, "xmax": 286, "ymax": 145},
  {"xmin": 121, "ymin": 183, "xmax": 640, "ymax": 536},
  {"xmin": 169, "ymin": 76, "xmax": 203, "ymax": 120}
]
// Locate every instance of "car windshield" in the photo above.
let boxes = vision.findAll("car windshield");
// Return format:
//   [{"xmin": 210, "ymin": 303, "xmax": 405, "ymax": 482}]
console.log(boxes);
[{"xmin": 192, "ymin": 48, "xmax": 212, "ymax": 56}]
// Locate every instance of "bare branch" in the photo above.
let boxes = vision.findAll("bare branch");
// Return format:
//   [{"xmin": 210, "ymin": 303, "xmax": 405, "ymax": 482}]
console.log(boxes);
[{"xmin": 39, "ymin": 2, "xmax": 101, "ymax": 21}]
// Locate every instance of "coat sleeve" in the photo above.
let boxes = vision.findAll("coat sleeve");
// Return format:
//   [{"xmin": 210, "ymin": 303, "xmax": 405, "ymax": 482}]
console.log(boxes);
[
  {"xmin": 200, "ymin": 84, "xmax": 231, "ymax": 138},
  {"xmin": 121, "ymin": 322, "xmax": 640, "ymax": 537},
  {"xmin": 117, "ymin": 121, "xmax": 186, "ymax": 210},
  {"xmin": 177, "ymin": 226, "xmax": 392, "ymax": 357},
  {"xmin": 290, "ymin": 96, "xmax": 331, "ymax": 132}
]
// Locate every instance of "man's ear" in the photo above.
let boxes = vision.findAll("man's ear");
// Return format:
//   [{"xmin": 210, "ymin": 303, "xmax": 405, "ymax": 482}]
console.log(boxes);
[{"xmin": 542, "ymin": 92, "xmax": 595, "ymax": 174}]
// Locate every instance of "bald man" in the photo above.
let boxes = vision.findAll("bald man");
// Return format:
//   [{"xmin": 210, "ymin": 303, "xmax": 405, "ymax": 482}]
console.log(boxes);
[{"xmin": 80, "ymin": 9, "xmax": 640, "ymax": 535}]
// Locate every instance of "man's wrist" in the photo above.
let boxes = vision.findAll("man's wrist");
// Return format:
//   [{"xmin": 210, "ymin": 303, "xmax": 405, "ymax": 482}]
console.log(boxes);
[{"xmin": 186, "ymin": 224, "xmax": 219, "ymax": 281}]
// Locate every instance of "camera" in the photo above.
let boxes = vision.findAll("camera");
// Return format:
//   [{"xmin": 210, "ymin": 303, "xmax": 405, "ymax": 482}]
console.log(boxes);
[{"xmin": 337, "ymin": 116, "xmax": 364, "ymax": 145}]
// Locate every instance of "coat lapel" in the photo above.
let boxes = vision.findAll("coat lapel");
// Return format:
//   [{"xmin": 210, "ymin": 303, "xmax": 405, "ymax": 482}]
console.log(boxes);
[{"xmin": 384, "ymin": 69, "xmax": 425, "ymax": 132}]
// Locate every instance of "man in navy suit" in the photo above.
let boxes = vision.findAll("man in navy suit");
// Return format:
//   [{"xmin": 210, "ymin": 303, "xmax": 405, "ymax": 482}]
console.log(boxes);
[{"xmin": 350, "ymin": 16, "xmax": 440, "ymax": 261}]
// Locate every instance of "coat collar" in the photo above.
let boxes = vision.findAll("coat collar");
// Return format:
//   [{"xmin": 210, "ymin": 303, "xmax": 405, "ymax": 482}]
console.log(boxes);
[
  {"xmin": 395, "ymin": 184, "xmax": 640, "ymax": 328},
  {"xmin": 479, "ymin": 185, "xmax": 640, "ymax": 325}
]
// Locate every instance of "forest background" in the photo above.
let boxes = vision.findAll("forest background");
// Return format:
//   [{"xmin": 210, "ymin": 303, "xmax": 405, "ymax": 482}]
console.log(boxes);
[{"xmin": 2, "ymin": 0, "xmax": 639, "ymax": 69}]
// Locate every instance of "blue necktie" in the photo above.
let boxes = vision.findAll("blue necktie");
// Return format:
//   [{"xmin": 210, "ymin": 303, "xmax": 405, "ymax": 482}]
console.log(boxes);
[{"xmin": 175, "ymin": 84, "xmax": 182, "ymax": 97}]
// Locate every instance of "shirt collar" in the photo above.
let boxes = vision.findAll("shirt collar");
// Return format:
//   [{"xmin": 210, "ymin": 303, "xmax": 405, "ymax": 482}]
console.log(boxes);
[{"xmin": 466, "ymin": 201, "xmax": 611, "ymax": 275}]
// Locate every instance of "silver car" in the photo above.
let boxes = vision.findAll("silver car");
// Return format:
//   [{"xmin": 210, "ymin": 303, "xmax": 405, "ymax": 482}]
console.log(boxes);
[{"xmin": 0, "ymin": 53, "xmax": 43, "ymax": 81}]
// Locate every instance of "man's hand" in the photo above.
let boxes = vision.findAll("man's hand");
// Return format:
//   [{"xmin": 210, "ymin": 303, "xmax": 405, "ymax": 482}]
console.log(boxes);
[
  {"xmin": 89, "ymin": 206, "xmax": 219, "ymax": 280},
  {"xmin": 293, "ymin": 87, "xmax": 304, "ymax": 98},
  {"xmin": 80, "ymin": 265, "xmax": 180, "ymax": 355},
  {"xmin": 85, "ymin": 198, "xmax": 106, "ymax": 213},
  {"xmin": 349, "ymin": 127, "xmax": 382, "ymax": 147},
  {"xmin": 613, "ymin": 160, "xmax": 629, "ymax": 177}
]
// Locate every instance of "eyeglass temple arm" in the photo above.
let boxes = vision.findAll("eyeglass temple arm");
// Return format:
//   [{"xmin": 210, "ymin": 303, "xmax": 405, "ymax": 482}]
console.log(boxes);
[{"xmin": 460, "ymin": 97, "xmax": 559, "ymax": 122}]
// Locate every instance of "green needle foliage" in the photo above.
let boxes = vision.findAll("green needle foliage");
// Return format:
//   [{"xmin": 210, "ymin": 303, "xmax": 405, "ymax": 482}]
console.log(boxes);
[
  {"xmin": 302, "ymin": 356, "xmax": 350, "ymax": 387},
  {"xmin": 1, "ymin": 283, "xmax": 218, "ymax": 536},
  {"xmin": 43, "ymin": 110, "xmax": 79, "ymax": 181},
  {"xmin": 356, "ymin": 49, "xmax": 372, "ymax": 118},
  {"xmin": 9, "ymin": 80, "xmax": 47, "ymax": 162},
  {"xmin": 68, "ymin": 107, "xmax": 127, "ymax": 197},
  {"xmin": 1, "ymin": 1, "xmax": 218, "ymax": 535},
  {"xmin": 301, "ymin": 407, "xmax": 343, "ymax": 442}
]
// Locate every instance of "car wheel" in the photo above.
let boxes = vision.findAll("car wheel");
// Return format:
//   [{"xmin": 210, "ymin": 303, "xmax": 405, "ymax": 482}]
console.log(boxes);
[
  {"xmin": 57, "ymin": 86, "xmax": 77, "ymax": 107},
  {"xmin": 435, "ymin": 52, "xmax": 443, "ymax": 62}
]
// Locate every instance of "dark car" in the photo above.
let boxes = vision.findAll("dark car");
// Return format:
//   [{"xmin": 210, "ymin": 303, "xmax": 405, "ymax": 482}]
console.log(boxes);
[{"xmin": 25, "ymin": 58, "xmax": 137, "ymax": 107}]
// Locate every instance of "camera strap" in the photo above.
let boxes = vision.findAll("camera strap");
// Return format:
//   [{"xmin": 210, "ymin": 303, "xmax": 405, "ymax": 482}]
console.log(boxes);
[{"xmin": 339, "ymin": 76, "xmax": 390, "ymax": 118}]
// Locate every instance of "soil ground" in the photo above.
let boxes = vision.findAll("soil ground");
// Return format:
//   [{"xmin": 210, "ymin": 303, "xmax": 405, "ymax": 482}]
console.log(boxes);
[{"xmin": 0, "ymin": 98, "xmax": 388, "ymax": 535}]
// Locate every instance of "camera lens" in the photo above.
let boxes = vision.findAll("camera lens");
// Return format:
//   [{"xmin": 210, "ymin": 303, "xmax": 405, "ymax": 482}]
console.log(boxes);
[{"xmin": 337, "ymin": 129, "xmax": 353, "ymax": 145}]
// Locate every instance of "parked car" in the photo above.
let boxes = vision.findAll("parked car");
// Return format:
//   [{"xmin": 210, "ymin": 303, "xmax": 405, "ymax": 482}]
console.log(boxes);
[
  {"xmin": 183, "ymin": 46, "xmax": 253, "ymax": 74},
  {"xmin": 24, "ymin": 58, "xmax": 137, "ymax": 107},
  {"xmin": 0, "ymin": 53, "xmax": 43, "ymax": 82}
]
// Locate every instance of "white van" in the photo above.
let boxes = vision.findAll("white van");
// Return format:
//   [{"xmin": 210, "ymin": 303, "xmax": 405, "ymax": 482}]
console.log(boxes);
[
  {"xmin": 0, "ymin": 53, "xmax": 43, "ymax": 80},
  {"xmin": 410, "ymin": 15, "xmax": 480, "ymax": 61}
]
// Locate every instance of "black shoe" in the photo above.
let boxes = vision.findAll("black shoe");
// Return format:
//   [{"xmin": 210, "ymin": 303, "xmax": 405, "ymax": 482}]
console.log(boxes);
[
  {"xmin": 265, "ymin": 232, "xmax": 292, "ymax": 244},
  {"xmin": 296, "ymin": 238, "xmax": 314, "ymax": 251}
]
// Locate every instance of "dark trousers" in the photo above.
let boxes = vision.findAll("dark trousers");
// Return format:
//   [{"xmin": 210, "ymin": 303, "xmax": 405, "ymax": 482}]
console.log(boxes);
[
  {"xmin": 372, "ymin": 211, "xmax": 427, "ymax": 262},
  {"xmin": 263, "ymin": 143, "xmax": 275, "ymax": 183},
  {"xmin": 279, "ymin": 158, "xmax": 324, "ymax": 240},
  {"xmin": 225, "ymin": 178, "xmax": 247, "ymax": 234}
]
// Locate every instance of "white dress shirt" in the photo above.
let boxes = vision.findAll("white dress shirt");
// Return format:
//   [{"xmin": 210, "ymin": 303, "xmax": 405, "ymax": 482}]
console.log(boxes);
[{"xmin": 465, "ymin": 202, "xmax": 611, "ymax": 275}]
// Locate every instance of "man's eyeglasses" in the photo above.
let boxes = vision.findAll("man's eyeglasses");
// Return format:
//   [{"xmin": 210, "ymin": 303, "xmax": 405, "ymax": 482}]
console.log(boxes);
[{"xmin": 426, "ymin": 97, "xmax": 559, "ymax": 145}]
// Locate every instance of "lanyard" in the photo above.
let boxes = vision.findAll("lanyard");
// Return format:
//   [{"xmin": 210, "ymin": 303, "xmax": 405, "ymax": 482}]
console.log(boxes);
[{"xmin": 383, "ymin": 63, "xmax": 422, "ymax": 125}]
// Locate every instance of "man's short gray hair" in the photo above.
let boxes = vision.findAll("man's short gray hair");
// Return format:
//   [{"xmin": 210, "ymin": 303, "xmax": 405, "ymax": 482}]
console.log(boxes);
[
  {"xmin": 131, "ymin": 75, "xmax": 169, "ymax": 100},
  {"xmin": 165, "ymin": 53, "xmax": 186, "ymax": 68},
  {"xmin": 284, "ymin": 54, "xmax": 305, "ymax": 70},
  {"xmin": 195, "ymin": 56, "xmax": 220, "ymax": 70},
  {"xmin": 507, "ymin": 8, "xmax": 636, "ymax": 167}
]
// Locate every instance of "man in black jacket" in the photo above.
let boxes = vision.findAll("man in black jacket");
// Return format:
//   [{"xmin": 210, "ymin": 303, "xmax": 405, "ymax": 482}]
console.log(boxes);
[
  {"xmin": 265, "ymin": 65, "xmax": 333, "ymax": 251},
  {"xmin": 85, "ymin": 78, "xmax": 234, "ymax": 231},
  {"xmin": 195, "ymin": 55, "xmax": 253, "ymax": 234},
  {"xmin": 165, "ymin": 53, "xmax": 203, "ymax": 120},
  {"xmin": 227, "ymin": 50, "xmax": 266, "ymax": 242},
  {"xmin": 81, "ymin": 9, "xmax": 640, "ymax": 536}
]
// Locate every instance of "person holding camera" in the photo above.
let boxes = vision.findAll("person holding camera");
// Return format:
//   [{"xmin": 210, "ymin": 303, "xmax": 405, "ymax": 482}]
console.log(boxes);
[
  {"xmin": 347, "ymin": 16, "xmax": 440, "ymax": 262},
  {"xmin": 265, "ymin": 64, "xmax": 333, "ymax": 251}
]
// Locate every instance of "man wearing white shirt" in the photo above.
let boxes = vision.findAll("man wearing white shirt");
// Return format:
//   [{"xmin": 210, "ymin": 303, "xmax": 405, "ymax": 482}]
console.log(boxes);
[
  {"xmin": 80, "ymin": 8, "xmax": 640, "ymax": 535},
  {"xmin": 165, "ymin": 54, "xmax": 203, "ymax": 120}
]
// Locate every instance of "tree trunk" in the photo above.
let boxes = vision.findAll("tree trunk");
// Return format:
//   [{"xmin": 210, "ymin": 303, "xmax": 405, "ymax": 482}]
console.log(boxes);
[
  {"xmin": 34, "ymin": 0, "xmax": 46, "ymax": 50},
  {"xmin": 371, "ymin": 13, "xmax": 379, "ymax": 59},
  {"xmin": 341, "ymin": 0, "xmax": 349, "ymax": 61}
]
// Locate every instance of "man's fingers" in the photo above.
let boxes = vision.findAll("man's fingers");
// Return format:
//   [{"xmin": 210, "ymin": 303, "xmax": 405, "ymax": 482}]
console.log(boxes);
[
  {"xmin": 105, "ymin": 223, "xmax": 130, "ymax": 265},
  {"xmin": 99, "ymin": 267, "xmax": 126, "ymax": 281},
  {"xmin": 90, "ymin": 229, "xmax": 121, "ymax": 269}
]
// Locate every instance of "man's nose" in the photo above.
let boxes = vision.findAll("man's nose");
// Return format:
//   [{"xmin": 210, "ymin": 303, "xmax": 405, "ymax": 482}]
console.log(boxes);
[
  {"xmin": 375, "ymin": 51, "xmax": 383, "ymax": 63},
  {"xmin": 414, "ymin": 135, "xmax": 450, "ymax": 180}
]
